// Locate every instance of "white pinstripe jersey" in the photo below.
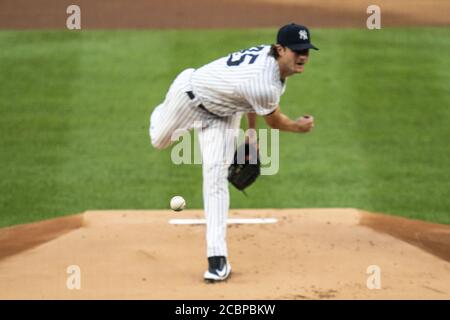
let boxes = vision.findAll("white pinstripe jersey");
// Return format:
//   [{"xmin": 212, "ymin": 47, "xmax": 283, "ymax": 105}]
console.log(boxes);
[{"xmin": 190, "ymin": 45, "xmax": 286, "ymax": 117}]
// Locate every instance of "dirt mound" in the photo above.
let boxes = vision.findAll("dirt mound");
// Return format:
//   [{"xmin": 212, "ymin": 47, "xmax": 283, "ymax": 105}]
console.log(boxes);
[
  {"xmin": 0, "ymin": 209, "xmax": 449, "ymax": 299},
  {"xmin": 0, "ymin": 215, "xmax": 83, "ymax": 260},
  {"xmin": 360, "ymin": 211, "xmax": 450, "ymax": 262}
]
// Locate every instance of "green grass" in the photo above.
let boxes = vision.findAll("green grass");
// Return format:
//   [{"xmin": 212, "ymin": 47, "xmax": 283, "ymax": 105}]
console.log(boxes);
[{"xmin": 0, "ymin": 28, "xmax": 449, "ymax": 227}]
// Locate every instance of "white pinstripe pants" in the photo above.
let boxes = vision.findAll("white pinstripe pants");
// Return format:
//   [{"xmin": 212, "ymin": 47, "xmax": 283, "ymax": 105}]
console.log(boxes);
[{"xmin": 149, "ymin": 68, "xmax": 242, "ymax": 257}]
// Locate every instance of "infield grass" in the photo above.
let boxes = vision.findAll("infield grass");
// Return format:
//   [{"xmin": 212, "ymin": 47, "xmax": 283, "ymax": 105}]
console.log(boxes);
[{"xmin": 0, "ymin": 28, "xmax": 449, "ymax": 227}]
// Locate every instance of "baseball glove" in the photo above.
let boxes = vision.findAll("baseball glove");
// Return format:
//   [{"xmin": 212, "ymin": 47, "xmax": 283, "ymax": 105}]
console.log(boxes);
[{"xmin": 227, "ymin": 142, "xmax": 260, "ymax": 192}]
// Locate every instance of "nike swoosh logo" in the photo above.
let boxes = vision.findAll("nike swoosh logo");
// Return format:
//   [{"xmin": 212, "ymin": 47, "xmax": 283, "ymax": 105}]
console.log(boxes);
[{"xmin": 216, "ymin": 266, "xmax": 228, "ymax": 277}]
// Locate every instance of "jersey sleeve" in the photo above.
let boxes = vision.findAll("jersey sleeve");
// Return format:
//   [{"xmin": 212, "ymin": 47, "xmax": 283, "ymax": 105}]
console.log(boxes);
[{"xmin": 239, "ymin": 78, "xmax": 280, "ymax": 116}]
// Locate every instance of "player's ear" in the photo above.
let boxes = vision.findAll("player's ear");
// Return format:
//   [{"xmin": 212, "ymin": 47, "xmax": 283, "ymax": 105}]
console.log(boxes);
[
  {"xmin": 276, "ymin": 45, "xmax": 286, "ymax": 56},
  {"xmin": 275, "ymin": 44, "xmax": 282, "ymax": 53}
]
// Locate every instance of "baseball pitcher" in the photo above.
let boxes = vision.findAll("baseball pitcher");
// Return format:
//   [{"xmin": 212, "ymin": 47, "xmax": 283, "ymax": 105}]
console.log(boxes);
[{"xmin": 149, "ymin": 23, "xmax": 317, "ymax": 282}]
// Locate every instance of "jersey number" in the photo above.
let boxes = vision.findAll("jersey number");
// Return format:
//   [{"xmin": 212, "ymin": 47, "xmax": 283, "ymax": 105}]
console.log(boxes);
[{"xmin": 226, "ymin": 46, "xmax": 264, "ymax": 66}]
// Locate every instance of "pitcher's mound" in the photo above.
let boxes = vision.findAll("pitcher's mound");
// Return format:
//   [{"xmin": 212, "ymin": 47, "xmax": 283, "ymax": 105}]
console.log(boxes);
[{"xmin": 0, "ymin": 209, "xmax": 449, "ymax": 299}]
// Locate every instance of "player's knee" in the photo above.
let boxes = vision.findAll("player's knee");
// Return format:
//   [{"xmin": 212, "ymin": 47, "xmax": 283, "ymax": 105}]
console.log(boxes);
[
  {"xmin": 151, "ymin": 139, "xmax": 165, "ymax": 150},
  {"xmin": 150, "ymin": 135, "xmax": 170, "ymax": 150},
  {"xmin": 149, "ymin": 123, "xmax": 171, "ymax": 149}
]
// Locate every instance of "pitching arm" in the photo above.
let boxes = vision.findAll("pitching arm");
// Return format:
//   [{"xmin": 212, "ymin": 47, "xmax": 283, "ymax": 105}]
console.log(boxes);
[{"xmin": 263, "ymin": 106, "xmax": 314, "ymax": 133}]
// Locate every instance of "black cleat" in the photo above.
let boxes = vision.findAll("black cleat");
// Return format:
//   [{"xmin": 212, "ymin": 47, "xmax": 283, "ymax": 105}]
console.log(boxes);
[{"xmin": 204, "ymin": 256, "xmax": 232, "ymax": 283}]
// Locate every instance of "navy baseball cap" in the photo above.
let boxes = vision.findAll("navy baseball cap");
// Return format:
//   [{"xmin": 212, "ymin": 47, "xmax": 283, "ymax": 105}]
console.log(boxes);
[{"xmin": 277, "ymin": 23, "xmax": 319, "ymax": 51}]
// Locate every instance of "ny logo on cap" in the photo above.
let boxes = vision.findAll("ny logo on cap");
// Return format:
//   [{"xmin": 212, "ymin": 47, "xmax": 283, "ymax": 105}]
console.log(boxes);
[{"xmin": 299, "ymin": 30, "xmax": 308, "ymax": 40}]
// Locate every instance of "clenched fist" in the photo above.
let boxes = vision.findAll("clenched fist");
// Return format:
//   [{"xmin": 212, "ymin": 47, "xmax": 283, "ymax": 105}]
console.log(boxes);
[{"xmin": 296, "ymin": 115, "xmax": 314, "ymax": 133}]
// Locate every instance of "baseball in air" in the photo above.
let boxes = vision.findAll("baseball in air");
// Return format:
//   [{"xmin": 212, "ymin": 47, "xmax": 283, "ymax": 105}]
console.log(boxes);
[{"xmin": 170, "ymin": 196, "xmax": 186, "ymax": 212}]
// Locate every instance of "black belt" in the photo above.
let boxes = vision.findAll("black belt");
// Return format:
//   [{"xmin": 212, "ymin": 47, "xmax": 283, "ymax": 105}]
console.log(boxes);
[{"xmin": 186, "ymin": 91, "xmax": 219, "ymax": 117}]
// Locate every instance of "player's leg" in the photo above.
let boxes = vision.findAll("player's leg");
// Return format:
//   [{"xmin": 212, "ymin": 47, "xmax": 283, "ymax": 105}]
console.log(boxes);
[
  {"xmin": 149, "ymin": 68, "xmax": 202, "ymax": 149},
  {"xmin": 198, "ymin": 113, "xmax": 242, "ymax": 280}
]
